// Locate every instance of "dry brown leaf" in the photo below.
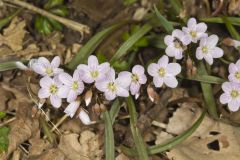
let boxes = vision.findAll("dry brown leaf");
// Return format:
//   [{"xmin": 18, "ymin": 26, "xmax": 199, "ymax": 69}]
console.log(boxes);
[
  {"xmin": 35, "ymin": 149, "xmax": 66, "ymax": 160},
  {"xmin": 0, "ymin": 17, "xmax": 26, "ymax": 51},
  {"xmin": 28, "ymin": 138, "xmax": 51, "ymax": 157},
  {"xmin": 58, "ymin": 130, "xmax": 102, "ymax": 160},
  {"xmin": 0, "ymin": 86, "xmax": 12, "ymax": 111},
  {"xmin": 166, "ymin": 108, "xmax": 240, "ymax": 160},
  {"xmin": 155, "ymin": 131, "xmax": 173, "ymax": 145},
  {"xmin": 116, "ymin": 153, "xmax": 131, "ymax": 160}
]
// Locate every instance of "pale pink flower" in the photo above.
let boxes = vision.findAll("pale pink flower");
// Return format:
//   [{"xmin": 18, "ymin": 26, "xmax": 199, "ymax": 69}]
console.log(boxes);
[
  {"xmin": 228, "ymin": 59, "xmax": 240, "ymax": 83},
  {"xmin": 118, "ymin": 65, "xmax": 147, "ymax": 97},
  {"xmin": 31, "ymin": 56, "xmax": 63, "ymax": 77},
  {"xmin": 182, "ymin": 18, "xmax": 208, "ymax": 43},
  {"xmin": 147, "ymin": 55, "xmax": 181, "ymax": 88},
  {"xmin": 38, "ymin": 76, "xmax": 63, "ymax": 108},
  {"xmin": 64, "ymin": 101, "xmax": 80, "ymax": 118},
  {"xmin": 58, "ymin": 70, "xmax": 84, "ymax": 102},
  {"xmin": 77, "ymin": 55, "xmax": 110, "ymax": 83},
  {"xmin": 196, "ymin": 35, "xmax": 223, "ymax": 65},
  {"xmin": 95, "ymin": 68, "xmax": 130, "ymax": 100},
  {"xmin": 220, "ymin": 82, "xmax": 240, "ymax": 112},
  {"xmin": 164, "ymin": 29, "xmax": 190, "ymax": 59}
]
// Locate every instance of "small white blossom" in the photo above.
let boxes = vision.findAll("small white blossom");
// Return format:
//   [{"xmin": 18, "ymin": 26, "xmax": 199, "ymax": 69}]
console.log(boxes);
[
  {"xmin": 31, "ymin": 56, "xmax": 63, "ymax": 77},
  {"xmin": 196, "ymin": 35, "xmax": 224, "ymax": 65},
  {"xmin": 118, "ymin": 65, "xmax": 147, "ymax": 97},
  {"xmin": 182, "ymin": 17, "xmax": 208, "ymax": 43},
  {"xmin": 164, "ymin": 29, "xmax": 190, "ymax": 59},
  {"xmin": 64, "ymin": 101, "xmax": 80, "ymax": 118},
  {"xmin": 228, "ymin": 59, "xmax": 240, "ymax": 83},
  {"xmin": 147, "ymin": 55, "xmax": 181, "ymax": 88},
  {"xmin": 95, "ymin": 68, "xmax": 130, "ymax": 100},
  {"xmin": 58, "ymin": 70, "xmax": 84, "ymax": 102},
  {"xmin": 79, "ymin": 109, "xmax": 91, "ymax": 125},
  {"xmin": 220, "ymin": 82, "xmax": 240, "ymax": 112},
  {"xmin": 77, "ymin": 55, "xmax": 110, "ymax": 83},
  {"xmin": 38, "ymin": 76, "xmax": 63, "ymax": 108}
]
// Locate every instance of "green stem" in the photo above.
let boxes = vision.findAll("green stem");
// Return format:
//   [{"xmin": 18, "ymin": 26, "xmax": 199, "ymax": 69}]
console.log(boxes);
[{"xmin": 126, "ymin": 96, "xmax": 149, "ymax": 160}]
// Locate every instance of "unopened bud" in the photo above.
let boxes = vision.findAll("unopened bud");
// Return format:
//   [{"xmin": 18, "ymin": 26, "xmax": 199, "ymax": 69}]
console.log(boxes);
[
  {"xmin": 84, "ymin": 89, "xmax": 93, "ymax": 106},
  {"xmin": 79, "ymin": 109, "xmax": 91, "ymax": 125},
  {"xmin": 147, "ymin": 85, "xmax": 160, "ymax": 103},
  {"xmin": 186, "ymin": 58, "xmax": 193, "ymax": 70},
  {"xmin": 15, "ymin": 61, "xmax": 29, "ymax": 70}
]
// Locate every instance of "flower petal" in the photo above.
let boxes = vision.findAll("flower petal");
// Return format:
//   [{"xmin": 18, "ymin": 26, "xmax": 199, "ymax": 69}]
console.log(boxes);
[
  {"xmin": 132, "ymin": 65, "xmax": 145, "ymax": 75},
  {"xmin": 73, "ymin": 69, "xmax": 81, "ymax": 81},
  {"xmin": 59, "ymin": 72, "xmax": 72, "ymax": 86},
  {"xmin": 138, "ymin": 74, "xmax": 147, "ymax": 84},
  {"xmin": 38, "ymin": 88, "xmax": 50, "ymax": 98},
  {"xmin": 95, "ymin": 80, "xmax": 108, "ymax": 92},
  {"xmin": 116, "ymin": 87, "xmax": 129, "ymax": 97},
  {"xmin": 163, "ymin": 76, "xmax": 178, "ymax": 88},
  {"xmin": 105, "ymin": 91, "xmax": 116, "ymax": 100},
  {"xmin": 99, "ymin": 62, "xmax": 110, "ymax": 74},
  {"xmin": 187, "ymin": 18, "xmax": 197, "ymax": 28},
  {"xmin": 51, "ymin": 56, "xmax": 61, "ymax": 68},
  {"xmin": 67, "ymin": 90, "xmax": 78, "ymax": 102},
  {"xmin": 229, "ymin": 63, "xmax": 238, "ymax": 73},
  {"xmin": 32, "ymin": 63, "xmax": 45, "ymax": 75},
  {"xmin": 88, "ymin": 55, "xmax": 99, "ymax": 69},
  {"xmin": 153, "ymin": 76, "xmax": 163, "ymax": 88},
  {"xmin": 50, "ymin": 95, "xmax": 62, "ymax": 108},
  {"xmin": 228, "ymin": 99, "xmax": 240, "ymax": 112},
  {"xmin": 166, "ymin": 63, "xmax": 181, "ymax": 75},
  {"xmin": 164, "ymin": 35, "xmax": 174, "ymax": 45},
  {"xmin": 147, "ymin": 63, "xmax": 159, "ymax": 76},
  {"xmin": 219, "ymin": 93, "xmax": 231, "ymax": 104},
  {"xmin": 158, "ymin": 55, "xmax": 169, "ymax": 67},
  {"xmin": 211, "ymin": 47, "xmax": 224, "ymax": 58},
  {"xmin": 38, "ymin": 57, "xmax": 51, "ymax": 68},
  {"xmin": 117, "ymin": 71, "xmax": 132, "ymax": 88},
  {"xmin": 77, "ymin": 81, "xmax": 84, "ymax": 94},
  {"xmin": 204, "ymin": 54, "xmax": 213, "ymax": 65},
  {"xmin": 196, "ymin": 23, "xmax": 207, "ymax": 33},
  {"xmin": 82, "ymin": 72, "xmax": 94, "ymax": 83},
  {"xmin": 40, "ymin": 77, "xmax": 53, "ymax": 88},
  {"xmin": 196, "ymin": 48, "xmax": 204, "ymax": 60},
  {"xmin": 64, "ymin": 101, "xmax": 80, "ymax": 118},
  {"xmin": 206, "ymin": 35, "xmax": 219, "ymax": 47},
  {"xmin": 58, "ymin": 85, "xmax": 70, "ymax": 98},
  {"xmin": 130, "ymin": 83, "xmax": 140, "ymax": 95},
  {"xmin": 222, "ymin": 82, "xmax": 232, "ymax": 92},
  {"xmin": 172, "ymin": 29, "xmax": 184, "ymax": 39}
]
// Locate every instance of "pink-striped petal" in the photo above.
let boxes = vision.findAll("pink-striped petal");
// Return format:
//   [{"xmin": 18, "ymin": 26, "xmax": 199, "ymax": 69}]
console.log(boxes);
[
  {"xmin": 51, "ymin": 56, "xmax": 61, "ymax": 68},
  {"xmin": 38, "ymin": 88, "xmax": 50, "ymax": 98},
  {"xmin": 50, "ymin": 95, "xmax": 62, "ymax": 108}
]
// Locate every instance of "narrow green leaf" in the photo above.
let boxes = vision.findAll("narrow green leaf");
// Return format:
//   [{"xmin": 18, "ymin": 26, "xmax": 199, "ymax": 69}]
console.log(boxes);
[
  {"xmin": 67, "ymin": 22, "xmax": 125, "ymax": 70},
  {"xmin": 201, "ymin": 17, "xmax": 240, "ymax": 26},
  {"xmin": 0, "ymin": 8, "xmax": 23, "ymax": 30},
  {"xmin": 178, "ymin": 74, "xmax": 226, "ymax": 84},
  {"xmin": 198, "ymin": 62, "xmax": 218, "ymax": 119},
  {"xmin": 222, "ymin": 16, "xmax": 240, "ymax": 40},
  {"xmin": 0, "ymin": 126, "xmax": 10, "ymax": 153},
  {"xmin": 153, "ymin": 5, "xmax": 174, "ymax": 33},
  {"xmin": 0, "ymin": 61, "xmax": 18, "ymax": 72},
  {"xmin": 120, "ymin": 110, "xmax": 206, "ymax": 156},
  {"xmin": 110, "ymin": 24, "xmax": 152, "ymax": 64},
  {"xmin": 109, "ymin": 99, "xmax": 120, "ymax": 125},
  {"xmin": 0, "ymin": 112, "xmax": 6, "ymax": 119},
  {"xmin": 126, "ymin": 96, "xmax": 149, "ymax": 160},
  {"xmin": 103, "ymin": 111, "xmax": 115, "ymax": 160}
]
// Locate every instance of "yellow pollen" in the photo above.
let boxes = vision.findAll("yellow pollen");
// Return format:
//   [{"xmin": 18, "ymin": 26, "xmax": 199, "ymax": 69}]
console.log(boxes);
[
  {"xmin": 174, "ymin": 42, "xmax": 181, "ymax": 48},
  {"xmin": 231, "ymin": 90, "xmax": 239, "ymax": 98},
  {"xmin": 107, "ymin": 82, "xmax": 117, "ymax": 92},
  {"xmin": 90, "ymin": 70, "xmax": 99, "ymax": 78},
  {"xmin": 45, "ymin": 68, "xmax": 53, "ymax": 75},
  {"xmin": 131, "ymin": 74, "xmax": 139, "ymax": 82},
  {"xmin": 158, "ymin": 68, "xmax": 165, "ymax": 77},
  {"xmin": 202, "ymin": 46, "xmax": 208, "ymax": 54},
  {"xmin": 235, "ymin": 72, "xmax": 240, "ymax": 80},
  {"xmin": 49, "ymin": 85, "xmax": 58, "ymax": 94},
  {"xmin": 190, "ymin": 31, "xmax": 197, "ymax": 38},
  {"xmin": 72, "ymin": 81, "xmax": 78, "ymax": 91}
]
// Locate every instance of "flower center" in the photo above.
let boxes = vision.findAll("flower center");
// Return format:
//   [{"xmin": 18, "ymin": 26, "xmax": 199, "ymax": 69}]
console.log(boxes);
[
  {"xmin": 202, "ymin": 46, "xmax": 208, "ymax": 54},
  {"xmin": 235, "ymin": 72, "xmax": 240, "ymax": 80},
  {"xmin": 90, "ymin": 70, "xmax": 99, "ymax": 78},
  {"xmin": 190, "ymin": 31, "xmax": 197, "ymax": 38},
  {"xmin": 49, "ymin": 85, "xmax": 58, "ymax": 94},
  {"xmin": 131, "ymin": 74, "xmax": 139, "ymax": 82},
  {"xmin": 231, "ymin": 90, "xmax": 239, "ymax": 98},
  {"xmin": 45, "ymin": 68, "xmax": 53, "ymax": 75},
  {"xmin": 158, "ymin": 68, "xmax": 165, "ymax": 77},
  {"xmin": 174, "ymin": 41, "xmax": 181, "ymax": 48},
  {"xmin": 72, "ymin": 81, "xmax": 78, "ymax": 91},
  {"xmin": 107, "ymin": 82, "xmax": 117, "ymax": 92}
]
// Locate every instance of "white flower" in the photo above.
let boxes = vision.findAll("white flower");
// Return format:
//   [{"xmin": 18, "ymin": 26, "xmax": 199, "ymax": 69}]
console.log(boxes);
[
  {"xmin": 58, "ymin": 70, "xmax": 84, "ymax": 102},
  {"xmin": 147, "ymin": 55, "xmax": 181, "ymax": 88},
  {"xmin": 228, "ymin": 59, "xmax": 240, "ymax": 83},
  {"xmin": 38, "ymin": 76, "xmax": 63, "ymax": 108},
  {"xmin": 31, "ymin": 56, "xmax": 63, "ymax": 77},
  {"xmin": 220, "ymin": 82, "xmax": 240, "ymax": 112},
  {"xmin": 164, "ymin": 29, "xmax": 190, "ymax": 59},
  {"xmin": 79, "ymin": 109, "xmax": 91, "ymax": 125},
  {"xmin": 182, "ymin": 17, "xmax": 208, "ymax": 43},
  {"xmin": 95, "ymin": 68, "xmax": 130, "ymax": 100},
  {"xmin": 196, "ymin": 35, "xmax": 224, "ymax": 65},
  {"xmin": 118, "ymin": 65, "xmax": 147, "ymax": 97},
  {"xmin": 77, "ymin": 55, "xmax": 110, "ymax": 83},
  {"xmin": 64, "ymin": 101, "xmax": 80, "ymax": 118}
]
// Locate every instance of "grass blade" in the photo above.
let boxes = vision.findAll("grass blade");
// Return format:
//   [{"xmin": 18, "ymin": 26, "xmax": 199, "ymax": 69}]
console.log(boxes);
[
  {"xmin": 103, "ymin": 111, "xmax": 115, "ymax": 160},
  {"xmin": 0, "ymin": 8, "xmax": 23, "ymax": 30},
  {"xmin": 126, "ymin": 96, "xmax": 149, "ymax": 160},
  {"xmin": 222, "ymin": 16, "xmax": 240, "ymax": 40},
  {"xmin": 67, "ymin": 22, "xmax": 125, "ymax": 70},
  {"xmin": 109, "ymin": 99, "xmax": 120, "ymax": 125},
  {"xmin": 153, "ymin": 5, "xmax": 174, "ymax": 33},
  {"xmin": 201, "ymin": 17, "xmax": 240, "ymax": 26},
  {"xmin": 198, "ymin": 62, "xmax": 218, "ymax": 119},
  {"xmin": 110, "ymin": 24, "xmax": 152, "ymax": 64},
  {"xmin": 120, "ymin": 110, "xmax": 206, "ymax": 156},
  {"xmin": 178, "ymin": 74, "xmax": 226, "ymax": 84}
]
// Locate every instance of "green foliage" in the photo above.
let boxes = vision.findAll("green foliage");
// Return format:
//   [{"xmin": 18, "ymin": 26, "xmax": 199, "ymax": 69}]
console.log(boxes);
[
  {"xmin": 0, "ymin": 126, "xmax": 10, "ymax": 153},
  {"xmin": 123, "ymin": 0, "xmax": 138, "ymax": 6},
  {"xmin": 0, "ymin": 9, "xmax": 23, "ymax": 31},
  {"xmin": 0, "ymin": 112, "xmax": 6, "ymax": 119},
  {"xmin": 34, "ymin": 0, "xmax": 69, "ymax": 35}
]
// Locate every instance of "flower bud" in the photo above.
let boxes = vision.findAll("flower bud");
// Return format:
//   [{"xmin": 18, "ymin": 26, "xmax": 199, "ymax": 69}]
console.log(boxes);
[
  {"xmin": 79, "ymin": 109, "xmax": 91, "ymax": 125},
  {"xmin": 84, "ymin": 89, "xmax": 93, "ymax": 106}
]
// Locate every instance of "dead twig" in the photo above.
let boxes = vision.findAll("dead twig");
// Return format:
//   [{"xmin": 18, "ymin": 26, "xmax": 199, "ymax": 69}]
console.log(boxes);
[{"xmin": 2, "ymin": 0, "xmax": 90, "ymax": 34}]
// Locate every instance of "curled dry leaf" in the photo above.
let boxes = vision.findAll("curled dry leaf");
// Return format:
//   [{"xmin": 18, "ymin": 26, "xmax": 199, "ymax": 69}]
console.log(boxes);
[
  {"xmin": 58, "ymin": 130, "xmax": 102, "ymax": 160},
  {"xmin": 35, "ymin": 148, "xmax": 66, "ymax": 160},
  {"xmin": 0, "ymin": 17, "xmax": 26, "ymax": 51},
  {"xmin": 28, "ymin": 138, "xmax": 51, "ymax": 158}
]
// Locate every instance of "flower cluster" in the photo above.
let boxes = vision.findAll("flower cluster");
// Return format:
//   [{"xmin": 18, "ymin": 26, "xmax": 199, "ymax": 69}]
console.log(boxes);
[
  {"xmin": 220, "ymin": 59, "xmax": 240, "ymax": 112},
  {"xmin": 164, "ymin": 18, "xmax": 224, "ymax": 65},
  {"xmin": 29, "ymin": 54, "xmax": 182, "ymax": 124}
]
